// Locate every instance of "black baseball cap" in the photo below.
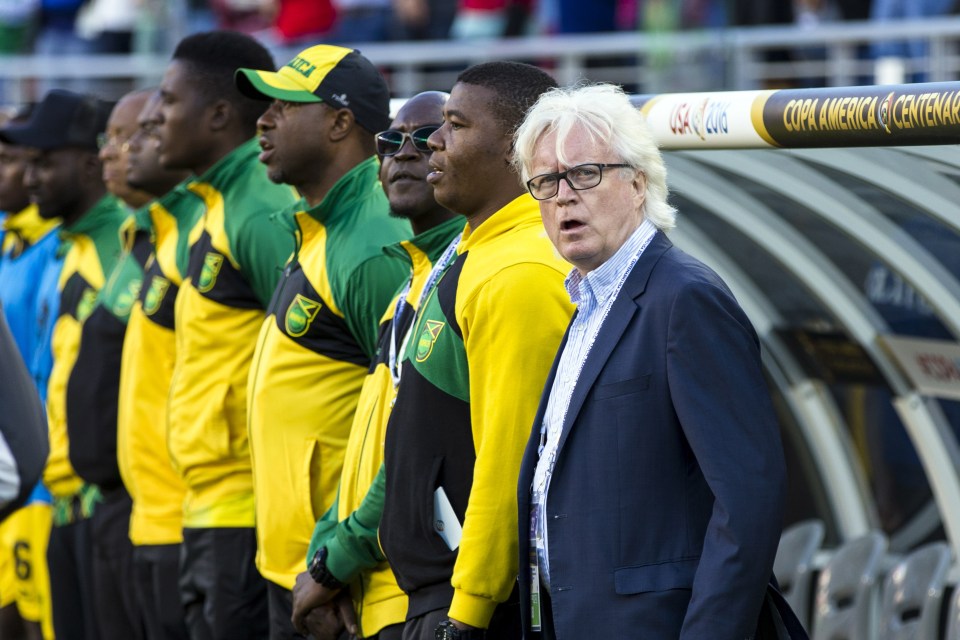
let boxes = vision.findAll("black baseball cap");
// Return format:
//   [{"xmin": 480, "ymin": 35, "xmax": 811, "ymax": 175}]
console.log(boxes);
[{"xmin": 0, "ymin": 89, "xmax": 113, "ymax": 151}]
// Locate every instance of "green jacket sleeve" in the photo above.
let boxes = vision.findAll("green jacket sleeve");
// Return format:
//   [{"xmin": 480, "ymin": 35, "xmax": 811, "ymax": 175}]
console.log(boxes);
[
  {"xmin": 307, "ymin": 464, "xmax": 387, "ymax": 583},
  {"xmin": 343, "ymin": 256, "xmax": 409, "ymax": 361}
]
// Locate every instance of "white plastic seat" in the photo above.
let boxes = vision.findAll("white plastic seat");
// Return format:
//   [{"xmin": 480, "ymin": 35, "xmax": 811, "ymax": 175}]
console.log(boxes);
[
  {"xmin": 812, "ymin": 531, "xmax": 888, "ymax": 640},
  {"xmin": 878, "ymin": 541, "xmax": 951, "ymax": 640},
  {"xmin": 774, "ymin": 519, "xmax": 826, "ymax": 632}
]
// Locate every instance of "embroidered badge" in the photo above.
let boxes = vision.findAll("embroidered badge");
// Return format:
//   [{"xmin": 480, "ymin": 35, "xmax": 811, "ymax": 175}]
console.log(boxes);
[
  {"xmin": 197, "ymin": 252, "xmax": 223, "ymax": 293},
  {"xmin": 143, "ymin": 276, "xmax": 170, "ymax": 316},
  {"xmin": 113, "ymin": 279, "xmax": 142, "ymax": 317},
  {"xmin": 415, "ymin": 319, "xmax": 445, "ymax": 363},
  {"xmin": 76, "ymin": 288, "xmax": 97, "ymax": 323},
  {"xmin": 285, "ymin": 293, "xmax": 322, "ymax": 337}
]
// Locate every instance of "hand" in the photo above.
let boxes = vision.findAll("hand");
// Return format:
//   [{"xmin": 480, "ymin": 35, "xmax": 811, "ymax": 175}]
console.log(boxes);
[
  {"xmin": 335, "ymin": 592, "xmax": 358, "ymax": 636},
  {"xmin": 300, "ymin": 603, "xmax": 343, "ymax": 640},
  {"xmin": 291, "ymin": 571, "xmax": 340, "ymax": 635}
]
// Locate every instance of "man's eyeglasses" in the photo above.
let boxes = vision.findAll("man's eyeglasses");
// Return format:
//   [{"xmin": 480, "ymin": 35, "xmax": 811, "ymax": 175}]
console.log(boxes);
[
  {"xmin": 526, "ymin": 163, "xmax": 632, "ymax": 201},
  {"xmin": 96, "ymin": 133, "xmax": 131, "ymax": 154},
  {"xmin": 375, "ymin": 126, "xmax": 439, "ymax": 156}
]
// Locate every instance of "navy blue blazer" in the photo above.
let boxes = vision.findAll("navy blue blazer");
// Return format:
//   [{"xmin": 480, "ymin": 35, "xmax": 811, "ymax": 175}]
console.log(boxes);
[{"xmin": 517, "ymin": 232, "xmax": 786, "ymax": 639}]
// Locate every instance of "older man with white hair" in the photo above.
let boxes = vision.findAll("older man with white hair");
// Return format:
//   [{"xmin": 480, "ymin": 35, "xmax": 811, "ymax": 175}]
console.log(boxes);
[{"xmin": 513, "ymin": 83, "xmax": 789, "ymax": 640}]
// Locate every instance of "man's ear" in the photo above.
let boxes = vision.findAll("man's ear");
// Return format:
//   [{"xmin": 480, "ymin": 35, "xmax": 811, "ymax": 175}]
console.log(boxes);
[
  {"xmin": 502, "ymin": 135, "xmax": 515, "ymax": 167},
  {"xmin": 632, "ymin": 170, "xmax": 647, "ymax": 211},
  {"xmin": 329, "ymin": 108, "xmax": 355, "ymax": 142},
  {"xmin": 208, "ymin": 99, "xmax": 232, "ymax": 132}
]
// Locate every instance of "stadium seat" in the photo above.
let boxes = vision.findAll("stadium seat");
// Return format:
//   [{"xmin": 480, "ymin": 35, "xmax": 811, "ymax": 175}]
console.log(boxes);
[
  {"xmin": 878, "ymin": 541, "xmax": 951, "ymax": 640},
  {"xmin": 811, "ymin": 531, "xmax": 888, "ymax": 640},
  {"xmin": 941, "ymin": 578, "xmax": 960, "ymax": 640},
  {"xmin": 774, "ymin": 519, "xmax": 826, "ymax": 631}
]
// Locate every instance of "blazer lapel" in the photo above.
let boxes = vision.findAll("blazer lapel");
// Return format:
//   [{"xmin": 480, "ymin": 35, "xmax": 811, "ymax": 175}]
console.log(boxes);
[{"xmin": 553, "ymin": 232, "xmax": 673, "ymax": 458}]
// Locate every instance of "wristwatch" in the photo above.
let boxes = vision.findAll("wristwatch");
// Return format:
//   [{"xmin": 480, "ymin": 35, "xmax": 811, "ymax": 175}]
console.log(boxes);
[
  {"xmin": 435, "ymin": 620, "xmax": 485, "ymax": 639},
  {"xmin": 307, "ymin": 547, "xmax": 345, "ymax": 589}
]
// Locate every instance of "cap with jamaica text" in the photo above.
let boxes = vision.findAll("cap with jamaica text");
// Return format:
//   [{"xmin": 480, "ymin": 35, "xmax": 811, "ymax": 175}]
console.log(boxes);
[{"xmin": 235, "ymin": 44, "xmax": 390, "ymax": 134}]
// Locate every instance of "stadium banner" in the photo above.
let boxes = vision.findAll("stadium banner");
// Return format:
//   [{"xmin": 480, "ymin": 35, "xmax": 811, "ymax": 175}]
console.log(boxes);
[
  {"xmin": 632, "ymin": 82, "xmax": 960, "ymax": 149},
  {"xmin": 880, "ymin": 335, "xmax": 960, "ymax": 401}
]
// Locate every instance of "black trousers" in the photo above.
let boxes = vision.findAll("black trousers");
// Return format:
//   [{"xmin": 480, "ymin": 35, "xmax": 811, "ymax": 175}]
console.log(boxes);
[
  {"xmin": 47, "ymin": 518, "xmax": 97, "ymax": 640},
  {"xmin": 370, "ymin": 623, "xmax": 404, "ymax": 640},
  {"xmin": 267, "ymin": 581, "xmax": 308, "ymax": 640},
  {"xmin": 179, "ymin": 527, "xmax": 267, "ymax": 640},
  {"xmin": 401, "ymin": 600, "xmax": 520, "ymax": 640},
  {"xmin": 91, "ymin": 487, "xmax": 144, "ymax": 639},
  {"xmin": 134, "ymin": 543, "xmax": 190, "ymax": 640}
]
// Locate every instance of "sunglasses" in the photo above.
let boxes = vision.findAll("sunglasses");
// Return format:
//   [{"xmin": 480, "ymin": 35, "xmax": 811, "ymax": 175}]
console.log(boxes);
[{"xmin": 375, "ymin": 125, "xmax": 439, "ymax": 156}]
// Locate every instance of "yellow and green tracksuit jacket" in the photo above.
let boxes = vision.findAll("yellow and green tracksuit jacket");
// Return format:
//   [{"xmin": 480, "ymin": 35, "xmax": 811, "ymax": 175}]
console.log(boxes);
[
  {"xmin": 379, "ymin": 195, "xmax": 575, "ymax": 627},
  {"xmin": 118, "ymin": 185, "xmax": 202, "ymax": 544},
  {"xmin": 248, "ymin": 156, "xmax": 410, "ymax": 589},
  {"xmin": 168, "ymin": 139, "xmax": 297, "ymax": 528},
  {"xmin": 66, "ymin": 210, "xmax": 152, "ymax": 492},
  {"xmin": 306, "ymin": 215, "xmax": 465, "ymax": 637},
  {"xmin": 43, "ymin": 195, "xmax": 128, "ymax": 523}
]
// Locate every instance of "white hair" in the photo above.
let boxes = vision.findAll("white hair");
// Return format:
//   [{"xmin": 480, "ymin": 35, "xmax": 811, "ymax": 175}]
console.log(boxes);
[{"xmin": 513, "ymin": 83, "xmax": 676, "ymax": 231}]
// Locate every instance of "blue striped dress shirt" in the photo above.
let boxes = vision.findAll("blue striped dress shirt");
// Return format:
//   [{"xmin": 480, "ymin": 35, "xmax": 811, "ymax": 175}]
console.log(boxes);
[{"xmin": 531, "ymin": 218, "xmax": 658, "ymax": 589}]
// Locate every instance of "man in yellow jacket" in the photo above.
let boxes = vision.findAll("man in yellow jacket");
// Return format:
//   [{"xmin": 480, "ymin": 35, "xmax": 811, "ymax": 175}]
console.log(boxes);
[
  {"xmin": 296, "ymin": 62, "xmax": 575, "ymax": 640},
  {"xmin": 155, "ymin": 31, "xmax": 298, "ymax": 639},
  {"xmin": 117, "ymin": 89, "xmax": 194, "ymax": 640},
  {"xmin": 377, "ymin": 62, "xmax": 575, "ymax": 640}
]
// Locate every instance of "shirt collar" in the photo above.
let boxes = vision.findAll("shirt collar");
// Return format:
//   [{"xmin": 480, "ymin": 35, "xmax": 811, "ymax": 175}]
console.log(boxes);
[{"xmin": 565, "ymin": 218, "xmax": 658, "ymax": 306}]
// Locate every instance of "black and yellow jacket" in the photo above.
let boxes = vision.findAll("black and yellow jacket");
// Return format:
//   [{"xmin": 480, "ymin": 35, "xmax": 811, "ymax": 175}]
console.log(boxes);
[
  {"xmin": 118, "ymin": 185, "xmax": 202, "ymax": 545},
  {"xmin": 167, "ymin": 139, "xmax": 298, "ymax": 528},
  {"xmin": 66, "ymin": 209, "xmax": 151, "ymax": 493},
  {"xmin": 43, "ymin": 195, "xmax": 128, "ymax": 508},
  {"xmin": 307, "ymin": 215, "xmax": 465, "ymax": 637},
  {"xmin": 379, "ymin": 195, "xmax": 574, "ymax": 628},
  {"xmin": 248, "ymin": 156, "xmax": 409, "ymax": 589}
]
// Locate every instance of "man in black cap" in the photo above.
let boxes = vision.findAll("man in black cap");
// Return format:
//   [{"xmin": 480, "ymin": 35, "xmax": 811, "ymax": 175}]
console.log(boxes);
[
  {"xmin": 63, "ymin": 90, "xmax": 160, "ymax": 640},
  {"xmin": 0, "ymin": 88, "xmax": 129, "ymax": 640}
]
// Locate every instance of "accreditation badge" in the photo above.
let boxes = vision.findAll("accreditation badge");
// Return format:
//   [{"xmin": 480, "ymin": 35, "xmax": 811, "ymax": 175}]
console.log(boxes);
[{"xmin": 529, "ymin": 498, "xmax": 542, "ymax": 632}]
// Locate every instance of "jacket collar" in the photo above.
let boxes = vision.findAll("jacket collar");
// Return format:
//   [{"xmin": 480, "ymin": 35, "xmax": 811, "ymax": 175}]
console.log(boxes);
[
  {"xmin": 61, "ymin": 194, "xmax": 128, "ymax": 239},
  {"xmin": 190, "ymin": 137, "xmax": 260, "ymax": 191},
  {"xmin": 458, "ymin": 193, "xmax": 540, "ymax": 254},
  {"xmin": 2, "ymin": 204, "xmax": 59, "ymax": 246},
  {"xmin": 300, "ymin": 155, "xmax": 382, "ymax": 226},
  {"xmin": 383, "ymin": 216, "xmax": 465, "ymax": 266}
]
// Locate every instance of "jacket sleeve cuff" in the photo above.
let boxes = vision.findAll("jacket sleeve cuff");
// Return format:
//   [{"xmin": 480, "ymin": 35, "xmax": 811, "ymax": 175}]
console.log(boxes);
[
  {"xmin": 306, "ymin": 500, "xmax": 339, "ymax": 567},
  {"xmin": 324, "ymin": 534, "xmax": 364, "ymax": 584},
  {"xmin": 447, "ymin": 589, "xmax": 498, "ymax": 629}
]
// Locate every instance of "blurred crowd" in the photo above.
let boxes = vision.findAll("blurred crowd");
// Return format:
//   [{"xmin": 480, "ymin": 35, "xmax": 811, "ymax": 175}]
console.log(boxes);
[{"xmin": 0, "ymin": 0, "xmax": 959, "ymax": 57}]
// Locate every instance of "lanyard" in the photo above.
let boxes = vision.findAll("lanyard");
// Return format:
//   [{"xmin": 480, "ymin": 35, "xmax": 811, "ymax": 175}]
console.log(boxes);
[{"xmin": 388, "ymin": 233, "xmax": 462, "ymax": 388}]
